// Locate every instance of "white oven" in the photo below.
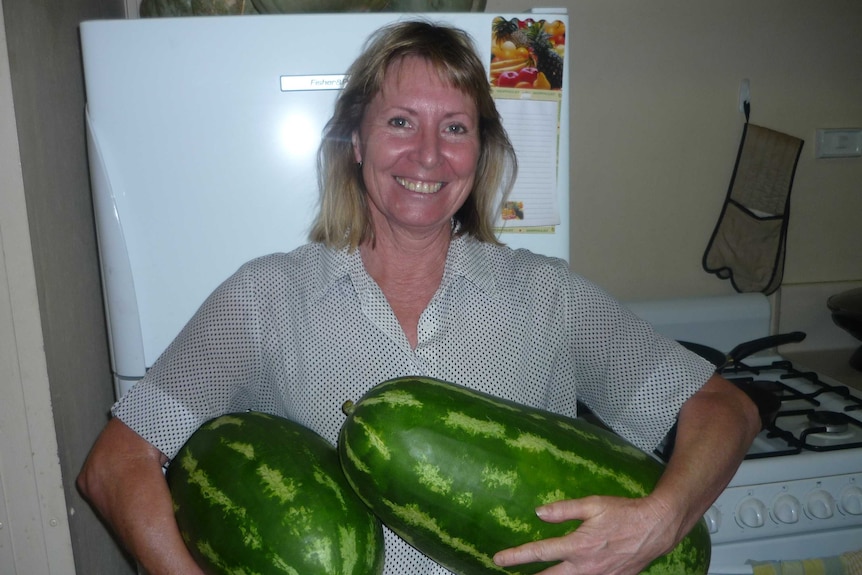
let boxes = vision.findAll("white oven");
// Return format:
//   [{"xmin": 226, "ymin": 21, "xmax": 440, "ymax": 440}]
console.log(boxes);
[{"xmin": 627, "ymin": 294, "xmax": 862, "ymax": 574}]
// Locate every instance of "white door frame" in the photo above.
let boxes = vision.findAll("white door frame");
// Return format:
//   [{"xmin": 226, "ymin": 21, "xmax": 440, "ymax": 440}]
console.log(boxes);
[{"xmin": 0, "ymin": 2, "xmax": 76, "ymax": 572}]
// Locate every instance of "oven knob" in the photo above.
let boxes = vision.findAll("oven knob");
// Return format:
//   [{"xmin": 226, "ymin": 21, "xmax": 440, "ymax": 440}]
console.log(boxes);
[
  {"xmin": 805, "ymin": 490, "xmax": 836, "ymax": 520},
  {"xmin": 839, "ymin": 486, "xmax": 862, "ymax": 516},
  {"xmin": 771, "ymin": 494, "xmax": 801, "ymax": 524},
  {"xmin": 736, "ymin": 497, "xmax": 767, "ymax": 528},
  {"xmin": 704, "ymin": 506, "xmax": 721, "ymax": 534}
]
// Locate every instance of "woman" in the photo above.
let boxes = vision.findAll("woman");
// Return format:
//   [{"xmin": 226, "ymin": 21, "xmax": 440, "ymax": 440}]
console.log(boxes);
[{"xmin": 78, "ymin": 21, "xmax": 759, "ymax": 575}]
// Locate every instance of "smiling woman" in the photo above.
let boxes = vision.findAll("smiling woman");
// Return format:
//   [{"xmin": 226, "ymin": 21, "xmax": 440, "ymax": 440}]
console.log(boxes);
[{"xmin": 78, "ymin": 18, "xmax": 758, "ymax": 575}]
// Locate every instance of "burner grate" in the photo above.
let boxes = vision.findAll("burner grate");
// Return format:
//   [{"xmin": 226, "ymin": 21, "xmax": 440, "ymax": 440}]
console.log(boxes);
[
  {"xmin": 719, "ymin": 359, "xmax": 862, "ymax": 459},
  {"xmin": 768, "ymin": 408, "xmax": 862, "ymax": 453}
]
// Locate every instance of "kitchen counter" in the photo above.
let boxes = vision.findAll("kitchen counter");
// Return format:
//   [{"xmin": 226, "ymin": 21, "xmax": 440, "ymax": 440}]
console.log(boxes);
[{"xmin": 782, "ymin": 347, "xmax": 862, "ymax": 393}]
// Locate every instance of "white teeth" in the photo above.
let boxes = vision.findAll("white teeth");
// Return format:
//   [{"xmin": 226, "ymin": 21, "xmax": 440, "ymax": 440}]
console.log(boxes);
[{"xmin": 396, "ymin": 177, "xmax": 443, "ymax": 194}]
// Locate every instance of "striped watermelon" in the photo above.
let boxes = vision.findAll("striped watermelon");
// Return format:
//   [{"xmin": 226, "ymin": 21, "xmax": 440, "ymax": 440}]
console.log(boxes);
[
  {"xmin": 338, "ymin": 377, "xmax": 711, "ymax": 575},
  {"xmin": 167, "ymin": 411, "xmax": 384, "ymax": 575}
]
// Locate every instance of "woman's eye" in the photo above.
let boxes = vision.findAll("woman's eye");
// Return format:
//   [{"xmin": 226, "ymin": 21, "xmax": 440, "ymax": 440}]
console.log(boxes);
[
  {"xmin": 446, "ymin": 123, "xmax": 468, "ymax": 135},
  {"xmin": 389, "ymin": 117, "xmax": 409, "ymax": 128}
]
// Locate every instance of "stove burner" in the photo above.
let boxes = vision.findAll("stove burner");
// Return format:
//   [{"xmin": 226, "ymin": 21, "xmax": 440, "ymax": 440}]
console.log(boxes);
[
  {"xmin": 807, "ymin": 411, "xmax": 850, "ymax": 434},
  {"xmin": 656, "ymin": 358, "xmax": 862, "ymax": 461}
]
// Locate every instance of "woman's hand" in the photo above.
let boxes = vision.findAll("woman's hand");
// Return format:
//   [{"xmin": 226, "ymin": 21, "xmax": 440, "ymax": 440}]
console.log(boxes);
[
  {"xmin": 495, "ymin": 373, "xmax": 759, "ymax": 575},
  {"xmin": 493, "ymin": 494, "xmax": 679, "ymax": 575}
]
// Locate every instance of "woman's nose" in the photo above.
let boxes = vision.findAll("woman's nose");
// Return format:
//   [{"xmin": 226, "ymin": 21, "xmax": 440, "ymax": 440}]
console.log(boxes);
[{"xmin": 412, "ymin": 128, "xmax": 441, "ymax": 168}]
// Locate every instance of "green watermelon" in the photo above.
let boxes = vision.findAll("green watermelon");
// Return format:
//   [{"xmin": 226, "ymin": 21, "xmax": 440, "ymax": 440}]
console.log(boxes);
[
  {"xmin": 140, "ymin": 0, "xmax": 259, "ymax": 16},
  {"xmin": 250, "ymin": 0, "xmax": 389, "ymax": 13},
  {"xmin": 338, "ymin": 377, "xmax": 711, "ymax": 575},
  {"xmin": 140, "ymin": 0, "xmax": 485, "ymax": 15},
  {"xmin": 167, "ymin": 411, "xmax": 385, "ymax": 575},
  {"xmin": 382, "ymin": 0, "xmax": 486, "ymax": 11}
]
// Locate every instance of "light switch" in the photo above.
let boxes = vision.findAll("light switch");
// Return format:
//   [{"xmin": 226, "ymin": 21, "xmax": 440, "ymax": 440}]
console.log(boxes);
[{"xmin": 815, "ymin": 128, "xmax": 862, "ymax": 158}]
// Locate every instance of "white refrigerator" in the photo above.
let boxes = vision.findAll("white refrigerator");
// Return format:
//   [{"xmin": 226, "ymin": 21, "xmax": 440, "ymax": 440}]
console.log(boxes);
[{"xmin": 79, "ymin": 10, "xmax": 570, "ymax": 400}]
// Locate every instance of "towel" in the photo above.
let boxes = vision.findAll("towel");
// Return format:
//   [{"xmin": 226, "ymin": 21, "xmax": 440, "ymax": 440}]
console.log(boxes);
[{"xmin": 750, "ymin": 549, "xmax": 862, "ymax": 575}]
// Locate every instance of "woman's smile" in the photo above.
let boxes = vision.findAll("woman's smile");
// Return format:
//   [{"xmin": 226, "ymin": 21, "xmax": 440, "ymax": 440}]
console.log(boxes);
[{"xmin": 394, "ymin": 176, "xmax": 444, "ymax": 194}]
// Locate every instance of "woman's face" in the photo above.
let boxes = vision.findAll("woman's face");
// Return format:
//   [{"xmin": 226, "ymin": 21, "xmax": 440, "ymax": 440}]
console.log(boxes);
[{"xmin": 353, "ymin": 56, "xmax": 481, "ymax": 240}]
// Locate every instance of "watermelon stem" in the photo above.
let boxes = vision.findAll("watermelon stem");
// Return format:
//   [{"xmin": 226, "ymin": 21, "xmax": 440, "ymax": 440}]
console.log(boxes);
[{"xmin": 342, "ymin": 400, "xmax": 355, "ymax": 416}]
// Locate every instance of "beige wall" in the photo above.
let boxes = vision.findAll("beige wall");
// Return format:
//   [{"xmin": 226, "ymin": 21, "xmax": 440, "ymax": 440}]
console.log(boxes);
[{"xmin": 490, "ymin": 0, "xmax": 862, "ymax": 302}]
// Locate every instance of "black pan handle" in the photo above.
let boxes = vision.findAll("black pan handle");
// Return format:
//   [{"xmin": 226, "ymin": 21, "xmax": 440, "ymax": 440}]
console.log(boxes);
[
  {"xmin": 727, "ymin": 331, "xmax": 806, "ymax": 364},
  {"xmin": 678, "ymin": 341, "xmax": 727, "ymax": 369}
]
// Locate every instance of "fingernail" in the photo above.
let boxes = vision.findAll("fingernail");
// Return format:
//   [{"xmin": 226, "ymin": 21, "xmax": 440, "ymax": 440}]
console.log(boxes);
[{"xmin": 535, "ymin": 506, "xmax": 548, "ymax": 518}]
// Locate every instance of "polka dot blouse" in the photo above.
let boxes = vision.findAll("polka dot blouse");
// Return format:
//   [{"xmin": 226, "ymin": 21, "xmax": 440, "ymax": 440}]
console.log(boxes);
[{"xmin": 113, "ymin": 234, "xmax": 714, "ymax": 575}]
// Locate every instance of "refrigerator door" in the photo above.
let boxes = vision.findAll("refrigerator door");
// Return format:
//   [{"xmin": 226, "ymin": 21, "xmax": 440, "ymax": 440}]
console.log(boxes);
[{"xmin": 80, "ymin": 12, "xmax": 569, "ymax": 398}]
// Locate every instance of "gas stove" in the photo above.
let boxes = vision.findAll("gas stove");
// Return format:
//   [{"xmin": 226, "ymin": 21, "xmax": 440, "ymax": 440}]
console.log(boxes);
[
  {"xmin": 721, "ymin": 359, "xmax": 862, "ymax": 459},
  {"xmin": 705, "ymin": 356, "xmax": 862, "ymax": 570},
  {"xmin": 626, "ymin": 294, "xmax": 862, "ymax": 574}
]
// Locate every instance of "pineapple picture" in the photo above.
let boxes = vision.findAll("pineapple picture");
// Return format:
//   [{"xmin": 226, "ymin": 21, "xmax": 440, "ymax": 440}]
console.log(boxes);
[{"xmin": 491, "ymin": 17, "xmax": 565, "ymax": 90}]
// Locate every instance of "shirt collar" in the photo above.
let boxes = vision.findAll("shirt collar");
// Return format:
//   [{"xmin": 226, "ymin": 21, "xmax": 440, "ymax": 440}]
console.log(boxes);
[
  {"xmin": 312, "ymin": 234, "xmax": 501, "ymax": 301},
  {"xmin": 313, "ymin": 243, "xmax": 355, "ymax": 301},
  {"xmin": 447, "ymin": 235, "xmax": 500, "ymax": 299}
]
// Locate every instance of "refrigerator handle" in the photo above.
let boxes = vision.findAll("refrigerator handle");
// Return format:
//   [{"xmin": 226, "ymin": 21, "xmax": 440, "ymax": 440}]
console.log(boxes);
[{"xmin": 86, "ymin": 107, "xmax": 145, "ymax": 399}]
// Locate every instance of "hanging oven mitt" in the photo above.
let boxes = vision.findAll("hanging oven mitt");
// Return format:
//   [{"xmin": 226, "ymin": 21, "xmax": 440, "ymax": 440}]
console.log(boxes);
[{"xmin": 702, "ymin": 112, "xmax": 804, "ymax": 295}]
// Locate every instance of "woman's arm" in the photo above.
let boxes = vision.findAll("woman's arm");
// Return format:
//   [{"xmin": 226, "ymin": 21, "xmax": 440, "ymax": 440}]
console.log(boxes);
[
  {"xmin": 77, "ymin": 418, "xmax": 205, "ymax": 575},
  {"xmin": 648, "ymin": 372, "xmax": 761, "ymax": 541},
  {"xmin": 493, "ymin": 373, "xmax": 760, "ymax": 574}
]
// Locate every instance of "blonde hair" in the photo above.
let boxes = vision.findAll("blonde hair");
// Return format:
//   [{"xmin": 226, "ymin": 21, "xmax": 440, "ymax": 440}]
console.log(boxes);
[{"xmin": 310, "ymin": 20, "xmax": 517, "ymax": 249}]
